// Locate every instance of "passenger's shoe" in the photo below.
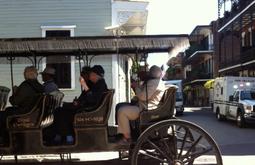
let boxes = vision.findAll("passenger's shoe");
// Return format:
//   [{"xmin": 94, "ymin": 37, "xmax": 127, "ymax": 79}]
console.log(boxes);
[
  {"xmin": 66, "ymin": 135, "xmax": 74, "ymax": 145},
  {"xmin": 114, "ymin": 133, "xmax": 124, "ymax": 141},
  {"xmin": 117, "ymin": 138, "xmax": 131, "ymax": 146}
]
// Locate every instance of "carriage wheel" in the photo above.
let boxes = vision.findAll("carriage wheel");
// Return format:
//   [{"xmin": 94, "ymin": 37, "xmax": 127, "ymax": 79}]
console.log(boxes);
[{"xmin": 131, "ymin": 119, "xmax": 223, "ymax": 165}]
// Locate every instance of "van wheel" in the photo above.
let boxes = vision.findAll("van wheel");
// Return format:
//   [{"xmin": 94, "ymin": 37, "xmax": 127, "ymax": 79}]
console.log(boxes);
[
  {"xmin": 237, "ymin": 112, "xmax": 245, "ymax": 128},
  {"xmin": 216, "ymin": 109, "xmax": 223, "ymax": 121}
]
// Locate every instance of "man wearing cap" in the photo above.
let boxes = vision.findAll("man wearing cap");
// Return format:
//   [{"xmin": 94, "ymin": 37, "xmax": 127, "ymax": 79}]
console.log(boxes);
[{"xmin": 40, "ymin": 66, "xmax": 59, "ymax": 94}]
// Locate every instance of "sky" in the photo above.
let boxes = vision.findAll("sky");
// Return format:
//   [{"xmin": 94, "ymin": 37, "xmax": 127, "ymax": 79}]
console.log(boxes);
[{"xmin": 146, "ymin": 0, "xmax": 218, "ymax": 67}]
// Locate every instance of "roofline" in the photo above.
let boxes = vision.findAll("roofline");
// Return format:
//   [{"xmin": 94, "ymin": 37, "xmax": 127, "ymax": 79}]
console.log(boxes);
[
  {"xmin": 0, "ymin": 34, "xmax": 189, "ymax": 57},
  {"xmin": 190, "ymin": 25, "xmax": 211, "ymax": 35},
  {"xmin": 188, "ymin": 50, "xmax": 213, "ymax": 60},
  {"xmin": 218, "ymin": 64, "xmax": 242, "ymax": 72},
  {"xmin": 0, "ymin": 34, "xmax": 189, "ymax": 41},
  {"xmin": 219, "ymin": 59, "xmax": 255, "ymax": 73}
]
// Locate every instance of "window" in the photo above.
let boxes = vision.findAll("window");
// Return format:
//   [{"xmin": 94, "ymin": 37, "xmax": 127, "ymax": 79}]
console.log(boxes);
[
  {"xmin": 46, "ymin": 56, "xmax": 72, "ymax": 88},
  {"xmin": 41, "ymin": 25, "xmax": 76, "ymax": 89},
  {"xmin": 233, "ymin": 91, "xmax": 239, "ymax": 101},
  {"xmin": 241, "ymin": 91, "xmax": 255, "ymax": 100},
  {"xmin": 249, "ymin": 28, "xmax": 252, "ymax": 47},
  {"xmin": 241, "ymin": 32, "xmax": 245, "ymax": 47},
  {"xmin": 252, "ymin": 27, "xmax": 255, "ymax": 46},
  {"xmin": 46, "ymin": 30, "xmax": 70, "ymax": 37}
]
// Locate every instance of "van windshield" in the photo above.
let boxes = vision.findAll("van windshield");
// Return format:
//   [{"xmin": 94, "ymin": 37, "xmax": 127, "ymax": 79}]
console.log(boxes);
[
  {"xmin": 240, "ymin": 91, "xmax": 255, "ymax": 100},
  {"xmin": 176, "ymin": 92, "xmax": 183, "ymax": 102}
]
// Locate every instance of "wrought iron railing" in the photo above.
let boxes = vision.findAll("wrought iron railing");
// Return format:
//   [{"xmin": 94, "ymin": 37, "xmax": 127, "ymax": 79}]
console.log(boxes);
[
  {"xmin": 185, "ymin": 38, "xmax": 212, "ymax": 58},
  {"xmin": 218, "ymin": 0, "xmax": 254, "ymax": 29},
  {"xmin": 184, "ymin": 71, "xmax": 213, "ymax": 83},
  {"xmin": 219, "ymin": 46, "xmax": 255, "ymax": 69}
]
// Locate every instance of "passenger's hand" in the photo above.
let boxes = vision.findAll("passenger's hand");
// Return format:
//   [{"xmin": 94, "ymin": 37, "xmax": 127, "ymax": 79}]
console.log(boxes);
[
  {"xmin": 80, "ymin": 76, "xmax": 89, "ymax": 91},
  {"xmin": 79, "ymin": 76, "xmax": 85, "ymax": 85},
  {"xmin": 73, "ymin": 100, "xmax": 79, "ymax": 106}
]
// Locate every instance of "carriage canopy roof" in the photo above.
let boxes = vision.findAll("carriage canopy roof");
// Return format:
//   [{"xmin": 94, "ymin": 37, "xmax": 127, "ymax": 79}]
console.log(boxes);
[{"xmin": 0, "ymin": 34, "xmax": 189, "ymax": 57}]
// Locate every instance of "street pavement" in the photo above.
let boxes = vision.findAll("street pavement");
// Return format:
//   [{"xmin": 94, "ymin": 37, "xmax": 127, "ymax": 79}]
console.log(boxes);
[{"xmin": 179, "ymin": 107, "xmax": 255, "ymax": 165}]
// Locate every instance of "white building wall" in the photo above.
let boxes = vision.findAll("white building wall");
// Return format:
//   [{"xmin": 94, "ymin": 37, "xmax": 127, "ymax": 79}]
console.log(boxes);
[
  {"xmin": 108, "ymin": 0, "xmax": 148, "ymax": 125},
  {"xmin": 0, "ymin": 0, "xmax": 148, "ymax": 126}
]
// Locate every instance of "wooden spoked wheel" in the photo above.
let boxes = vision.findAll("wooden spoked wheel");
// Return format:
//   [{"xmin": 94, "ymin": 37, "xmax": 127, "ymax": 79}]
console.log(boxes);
[{"xmin": 131, "ymin": 119, "xmax": 223, "ymax": 165}]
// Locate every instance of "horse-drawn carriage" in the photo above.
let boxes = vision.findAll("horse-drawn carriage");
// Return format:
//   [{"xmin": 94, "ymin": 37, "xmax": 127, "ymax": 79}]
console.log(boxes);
[{"xmin": 0, "ymin": 35, "xmax": 223, "ymax": 165}]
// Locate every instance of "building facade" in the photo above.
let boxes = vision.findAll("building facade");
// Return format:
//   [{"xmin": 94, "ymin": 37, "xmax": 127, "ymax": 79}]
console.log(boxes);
[
  {"xmin": 215, "ymin": 0, "xmax": 255, "ymax": 77},
  {"xmin": 183, "ymin": 25, "xmax": 214, "ymax": 107},
  {"xmin": 0, "ymin": 0, "xmax": 148, "ymax": 125}
]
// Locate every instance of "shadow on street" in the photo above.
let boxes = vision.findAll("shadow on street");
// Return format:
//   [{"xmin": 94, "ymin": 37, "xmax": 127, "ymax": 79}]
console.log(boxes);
[{"xmin": 179, "ymin": 107, "xmax": 255, "ymax": 156}]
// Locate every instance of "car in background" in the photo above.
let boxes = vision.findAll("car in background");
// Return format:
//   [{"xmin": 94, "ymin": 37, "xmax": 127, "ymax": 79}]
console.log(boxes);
[{"xmin": 165, "ymin": 80, "xmax": 184, "ymax": 115}]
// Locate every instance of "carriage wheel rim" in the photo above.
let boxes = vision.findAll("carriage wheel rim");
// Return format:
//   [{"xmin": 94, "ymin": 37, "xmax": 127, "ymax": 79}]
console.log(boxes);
[{"xmin": 131, "ymin": 119, "xmax": 223, "ymax": 165}]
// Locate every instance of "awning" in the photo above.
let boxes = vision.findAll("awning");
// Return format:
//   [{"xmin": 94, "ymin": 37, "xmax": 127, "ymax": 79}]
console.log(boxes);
[
  {"xmin": 204, "ymin": 79, "xmax": 215, "ymax": 89},
  {"xmin": 0, "ymin": 35, "xmax": 189, "ymax": 57},
  {"xmin": 183, "ymin": 85, "xmax": 191, "ymax": 92},
  {"xmin": 121, "ymin": 12, "xmax": 148, "ymax": 35}
]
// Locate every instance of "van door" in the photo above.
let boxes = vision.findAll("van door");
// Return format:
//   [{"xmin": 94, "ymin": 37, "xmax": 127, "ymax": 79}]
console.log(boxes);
[{"xmin": 229, "ymin": 91, "xmax": 239, "ymax": 118}]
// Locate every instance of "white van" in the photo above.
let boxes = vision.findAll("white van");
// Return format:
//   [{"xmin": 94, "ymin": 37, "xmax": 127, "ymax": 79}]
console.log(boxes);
[
  {"xmin": 213, "ymin": 76, "xmax": 255, "ymax": 127},
  {"xmin": 165, "ymin": 80, "xmax": 184, "ymax": 115}
]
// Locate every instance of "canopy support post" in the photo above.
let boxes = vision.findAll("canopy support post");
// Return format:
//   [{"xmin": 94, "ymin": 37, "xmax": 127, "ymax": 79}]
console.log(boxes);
[
  {"xmin": 142, "ymin": 52, "xmax": 149, "ymax": 110},
  {"xmin": 7, "ymin": 56, "xmax": 15, "ymax": 90},
  {"xmin": 33, "ymin": 53, "xmax": 37, "ymax": 68},
  {"xmin": 77, "ymin": 52, "xmax": 83, "ymax": 92}
]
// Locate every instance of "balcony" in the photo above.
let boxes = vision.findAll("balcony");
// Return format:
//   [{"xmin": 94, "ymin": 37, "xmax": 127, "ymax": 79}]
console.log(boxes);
[
  {"xmin": 219, "ymin": 46, "xmax": 255, "ymax": 70},
  {"xmin": 218, "ymin": 0, "xmax": 255, "ymax": 31},
  {"xmin": 241, "ymin": 46, "xmax": 255, "ymax": 64},
  {"xmin": 185, "ymin": 36, "xmax": 212, "ymax": 58},
  {"xmin": 185, "ymin": 72, "xmax": 212, "ymax": 84},
  {"xmin": 185, "ymin": 65, "xmax": 213, "ymax": 83}
]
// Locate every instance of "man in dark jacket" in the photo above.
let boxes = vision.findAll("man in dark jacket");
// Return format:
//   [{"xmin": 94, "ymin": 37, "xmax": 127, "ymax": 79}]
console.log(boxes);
[
  {"xmin": 53, "ymin": 65, "xmax": 108, "ymax": 144},
  {"xmin": 0, "ymin": 66, "xmax": 44, "ymax": 144},
  {"xmin": 74, "ymin": 65, "xmax": 107, "ymax": 108}
]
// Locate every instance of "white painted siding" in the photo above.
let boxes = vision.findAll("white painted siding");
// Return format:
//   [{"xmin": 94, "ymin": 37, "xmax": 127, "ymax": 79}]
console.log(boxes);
[
  {"xmin": 0, "ymin": 0, "xmax": 148, "ymax": 126},
  {"xmin": 0, "ymin": 0, "xmax": 112, "ymax": 38},
  {"xmin": 0, "ymin": 0, "xmax": 114, "ymax": 111}
]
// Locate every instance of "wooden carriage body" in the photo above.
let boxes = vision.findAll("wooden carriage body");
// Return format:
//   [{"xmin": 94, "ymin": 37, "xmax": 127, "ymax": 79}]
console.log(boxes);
[{"xmin": 0, "ymin": 35, "xmax": 222, "ymax": 165}]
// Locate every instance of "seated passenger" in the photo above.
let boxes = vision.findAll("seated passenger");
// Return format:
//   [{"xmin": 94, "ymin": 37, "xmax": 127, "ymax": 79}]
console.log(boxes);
[
  {"xmin": 40, "ymin": 66, "xmax": 59, "ymax": 94},
  {"xmin": 53, "ymin": 65, "xmax": 108, "ymax": 144},
  {"xmin": 80, "ymin": 66, "xmax": 93, "ymax": 89},
  {"xmin": 0, "ymin": 66, "xmax": 44, "ymax": 144},
  {"xmin": 116, "ymin": 65, "xmax": 165, "ymax": 144},
  {"xmin": 74, "ymin": 65, "xmax": 107, "ymax": 108}
]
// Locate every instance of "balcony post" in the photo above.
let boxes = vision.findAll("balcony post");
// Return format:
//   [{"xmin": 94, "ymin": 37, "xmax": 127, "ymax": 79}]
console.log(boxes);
[
  {"xmin": 239, "ymin": 14, "xmax": 242, "ymax": 54},
  {"xmin": 231, "ymin": 23, "xmax": 234, "ymax": 63},
  {"xmin": 250, "ymin": 9, "xmax": 253, "ymax": 47}
]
